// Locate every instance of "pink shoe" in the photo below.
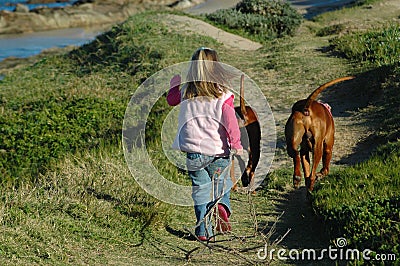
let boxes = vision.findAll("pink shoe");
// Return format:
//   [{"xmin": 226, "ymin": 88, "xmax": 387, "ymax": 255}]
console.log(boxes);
[
  {"xmin": 197, "ymin": 236, "xmax": 208, "ymax": 241},
  {"xmin": 197, "ymin": 236, "xmax": 214, "ymax": 242},
  {"xmin": 216, "ymin": 204, "xmax": 231, "ymax": 233}
]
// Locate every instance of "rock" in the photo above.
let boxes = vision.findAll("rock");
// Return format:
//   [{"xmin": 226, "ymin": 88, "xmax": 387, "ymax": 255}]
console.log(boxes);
[
  {"xmin": 0, "ymin": 13, "xmax": 6, "ymax": 28},
  {"xmin": 15, "ymin": 4, "xmax": 30, "ymax": 13},
  {"xmin": 168, "ymin": 0, "xmax": 194, "ymax": 9},
  {"xmin": 28, "ymin": 0, "xmax": 57, "ymax": 3},
  {"xmin": 0, "ymin": 0, "xmax": 205, "ymax": 35},
  {"xmin": 73, "ymin": 0, "xmax": 95, "ymax": 5},
  {"xmin": 31, "ymin": 6, "xmax": 63, "ymax": 14}
]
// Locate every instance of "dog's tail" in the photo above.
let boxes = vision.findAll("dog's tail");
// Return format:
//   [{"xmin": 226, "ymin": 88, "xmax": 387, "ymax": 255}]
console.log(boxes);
[
  {"xmin": 240, "ymin": 74, "xmax": 248, "ymax": 121},
  {"xmin": 303, "ymin": 76, "xmax": 355, "ymax": 115}
]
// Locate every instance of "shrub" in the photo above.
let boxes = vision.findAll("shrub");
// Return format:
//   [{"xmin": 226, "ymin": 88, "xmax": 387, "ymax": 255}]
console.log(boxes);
[
  {"xmin": 68, "ymin": 24, "xmax": 163, "ymax": 78},
  {"xmin": 206, "ymin": 0, "xmax": 302, "ymax": 41},
  {"xmin": 352, "ymin": 0, "xmax": 380, "ymax": 6}
]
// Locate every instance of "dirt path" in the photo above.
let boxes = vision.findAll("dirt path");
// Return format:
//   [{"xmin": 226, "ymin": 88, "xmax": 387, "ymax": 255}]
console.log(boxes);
[
  {"xmin": 161, "ymin": 14, "xmax": 262, "ymax": 51},
  {"xmin": 148, "ymin": 0, "xmax": 400, "ymax": 263},
  {"xmin": 154, "ymin": 9, "xmax": 373, "ymax": 266},
  {"xmin": 185, "ymin": 0, "xmax": 241, "ymax": 14},
  {"xmin": 128, "ymin": 187, "xmax": 333, "ymax": 265},
  {"xmin": 160, "ymin": 13, "xmax": 373, "ymax": 169},
  {"xmin": 184, "ymin": 0, "xmax": 357, "ymax": 18}
]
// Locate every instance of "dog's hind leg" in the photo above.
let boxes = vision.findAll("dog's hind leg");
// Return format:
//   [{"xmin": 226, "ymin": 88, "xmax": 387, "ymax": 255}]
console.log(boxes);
[
  {"xmin": 292, "ymin": 156, "xmax": 302, "ymax": 189},
  {"xmin": 287, "ymin": 138, "xmax": 303, "ymax": 189},
  {"xmin": 300, "ymin": 145, "xmax": 311, "ymax": 182},
  {"xmin": 319, "ymin": 138, "xmax": 333, "ymax": 178},
  {"xmin": 285, "ymin": 114, "xmax": 305, "ymax": 189},
  {"xmin": 307, "ymin": 140, "xmax": 324, "ymax": 191}
]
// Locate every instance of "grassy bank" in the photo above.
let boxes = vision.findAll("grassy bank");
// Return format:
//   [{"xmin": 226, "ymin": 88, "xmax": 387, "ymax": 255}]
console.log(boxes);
[
  {"xmin": 311, "ymin": 20, "xmax": 400, "ymax": 259},
  {"xmin": 0, "ymin": 12, "xmax": 221, "ymax": 263}
]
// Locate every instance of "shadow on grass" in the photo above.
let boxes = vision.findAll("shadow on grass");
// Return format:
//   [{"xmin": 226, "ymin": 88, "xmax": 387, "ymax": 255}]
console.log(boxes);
[
  {"xmin": 317, "ymin": 64, "xmax": 399, "ymax": 165},
  {"xmin": 259, "ymin": 186, "xmax": 341, "ymax": 265},
  {"xmin": 86, "ymin": 187, "xmax": 160, "ymax": 247},
  {"xmin": 165, "ymin": 226, "xmax": 197, "ymax": 241}
]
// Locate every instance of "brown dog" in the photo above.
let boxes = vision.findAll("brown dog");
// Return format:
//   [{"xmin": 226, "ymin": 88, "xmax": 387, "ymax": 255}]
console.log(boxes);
[
  {"xmin": 231, "ymin": 75, "xmax": 261, "ymax": 192},
  {"xmin": 285, "ymin": 76, "xmax": 354, "ymax": 191}
]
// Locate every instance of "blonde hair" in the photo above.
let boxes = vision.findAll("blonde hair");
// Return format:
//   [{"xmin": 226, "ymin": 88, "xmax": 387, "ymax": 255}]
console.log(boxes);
[{"xmin": 183, "ymin": 47, "xmax": 234, "ymax": 100}]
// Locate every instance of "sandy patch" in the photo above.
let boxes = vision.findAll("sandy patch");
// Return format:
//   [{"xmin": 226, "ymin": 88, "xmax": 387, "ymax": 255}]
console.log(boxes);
[{"xmin": 161, "ymin": 14, "xmax": 263, "ymax": 51}]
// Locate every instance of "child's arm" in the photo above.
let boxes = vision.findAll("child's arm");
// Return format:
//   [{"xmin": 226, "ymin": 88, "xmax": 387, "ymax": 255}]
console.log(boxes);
[
  {"xmin": 222, "ymin": 95, "xmax": 243, "ymax": 152},
  {"xmin": 167, "ymin": 75, "xmax": 181, "ymax": 106}
]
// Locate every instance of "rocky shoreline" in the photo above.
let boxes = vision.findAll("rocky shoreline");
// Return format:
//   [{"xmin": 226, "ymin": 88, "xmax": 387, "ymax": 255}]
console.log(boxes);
[
  {"xmin": 0, "ymin": 0, "xmax": 208, "ymax": 73},
  {"xmin": 0, "ymin": 0, "xmax": 204, "ymax": 35},
  {"xmin": 0, "ymin": 0, "xmax": 358, "ymax": 73},
  {"xmin": 0, "ymin": 0, "xmax": 360, "ymax": 35}
]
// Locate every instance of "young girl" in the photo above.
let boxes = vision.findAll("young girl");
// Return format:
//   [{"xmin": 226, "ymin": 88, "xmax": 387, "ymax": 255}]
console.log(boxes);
[{"xmin": 167, "ymin": 47, "xmax": 243, "ymax": 241}]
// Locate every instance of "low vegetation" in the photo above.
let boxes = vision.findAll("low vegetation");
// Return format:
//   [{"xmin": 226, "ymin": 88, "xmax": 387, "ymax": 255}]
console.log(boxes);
[
  {"xmin": 313, "ymin": 142, "xmax": 400, "ymax": 257},
  {"xmin": 0, "ymin": 0, "xmax": 399, "ymax": 264},
  {"xmin": 0, "ymin": 11, "xmax": 219, "ymax": 263},
  {"xmin": 329, "ymin": 25, "xmax": 400, "ymax": 67},
  {"xmin": 0, "ymin": 147, "xmax": 169, "ymax": 263}
]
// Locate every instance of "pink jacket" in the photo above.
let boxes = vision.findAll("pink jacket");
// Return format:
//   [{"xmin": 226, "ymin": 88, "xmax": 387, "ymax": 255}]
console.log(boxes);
[{"xmin": 167, "ymin": 80, "xmax": 242, "ymax": 156}]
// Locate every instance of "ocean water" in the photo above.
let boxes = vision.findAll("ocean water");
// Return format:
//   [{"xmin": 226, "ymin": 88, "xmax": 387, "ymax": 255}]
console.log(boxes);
[
  {"xmin": 0, "ymin": 27, "xmax": 103, "ymax": 62},
  {"xmin": 0, "ymin": 0, "xmax": 102, "ymax": 62},
  {"xmin": 0, "ymin": 0, "xmax": 77, "ymax": 11}
]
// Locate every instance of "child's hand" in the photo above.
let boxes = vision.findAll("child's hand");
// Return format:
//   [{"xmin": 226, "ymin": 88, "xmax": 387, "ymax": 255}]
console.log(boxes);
[
  {"xmin": 231, "ymin": 148, "xmax": 243, "ymax": 156},
  {"xmin": 170, "ymin": 75, "xmax": 181, "ymax": 88}
]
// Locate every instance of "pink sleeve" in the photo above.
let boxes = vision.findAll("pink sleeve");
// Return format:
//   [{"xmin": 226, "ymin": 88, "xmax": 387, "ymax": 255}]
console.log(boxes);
[
  {"xmin": 167, "ymin": 75, "xmax": 182, "ymax": 106},
  {"xmin": 167, "ymin": 86, "xmax": 181, "ymax": 106},
  {"xmin": 222, "ymin": 95, "xmax": 243, "ymax": 150}
]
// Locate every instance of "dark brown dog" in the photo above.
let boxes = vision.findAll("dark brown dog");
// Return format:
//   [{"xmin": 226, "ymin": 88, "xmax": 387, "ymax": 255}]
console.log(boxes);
[
  {"xmin": 231, "ymin": 75, "xmax": 261, "ymax": 192},
  {"xmin": 285, "ymin": 76, "xmax": 354, "ymax": 191}
]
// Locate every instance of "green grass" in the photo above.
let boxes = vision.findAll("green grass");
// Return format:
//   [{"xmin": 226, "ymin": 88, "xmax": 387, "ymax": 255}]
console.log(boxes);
[
  {"xmin": 0, "ymin": 146, "xmax": 169, "ymax": 264},
  {"xmin": 0, "ymin": 11, "xmax": 220, "ymax": 184},
  {"xmin": 0, "ymin": 11, "xmax": 220, "ymax": 263},
  {"xmin": 313, "ymin": 142, "xmax": 400, "ymax": 210},
  {"xmin": 0, "ymin": 1, "xmax": 400, "ymax": 264},
  {"xmin": 312, "ymin": 142, "xmax": 400, "ymax": 256},
  {"xmin": 311, "ymin": 22, "xmax": 400, "ymax": 257},
  {"xmin": 329, "ymin": 24, "xmax": 400, "ymax": 67}
]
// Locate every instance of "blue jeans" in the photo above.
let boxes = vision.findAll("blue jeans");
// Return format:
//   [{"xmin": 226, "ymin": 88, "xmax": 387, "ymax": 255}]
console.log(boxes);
[{"xmin": 186, "ymin": 153, "xmax": 232, "ymax": 237}]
